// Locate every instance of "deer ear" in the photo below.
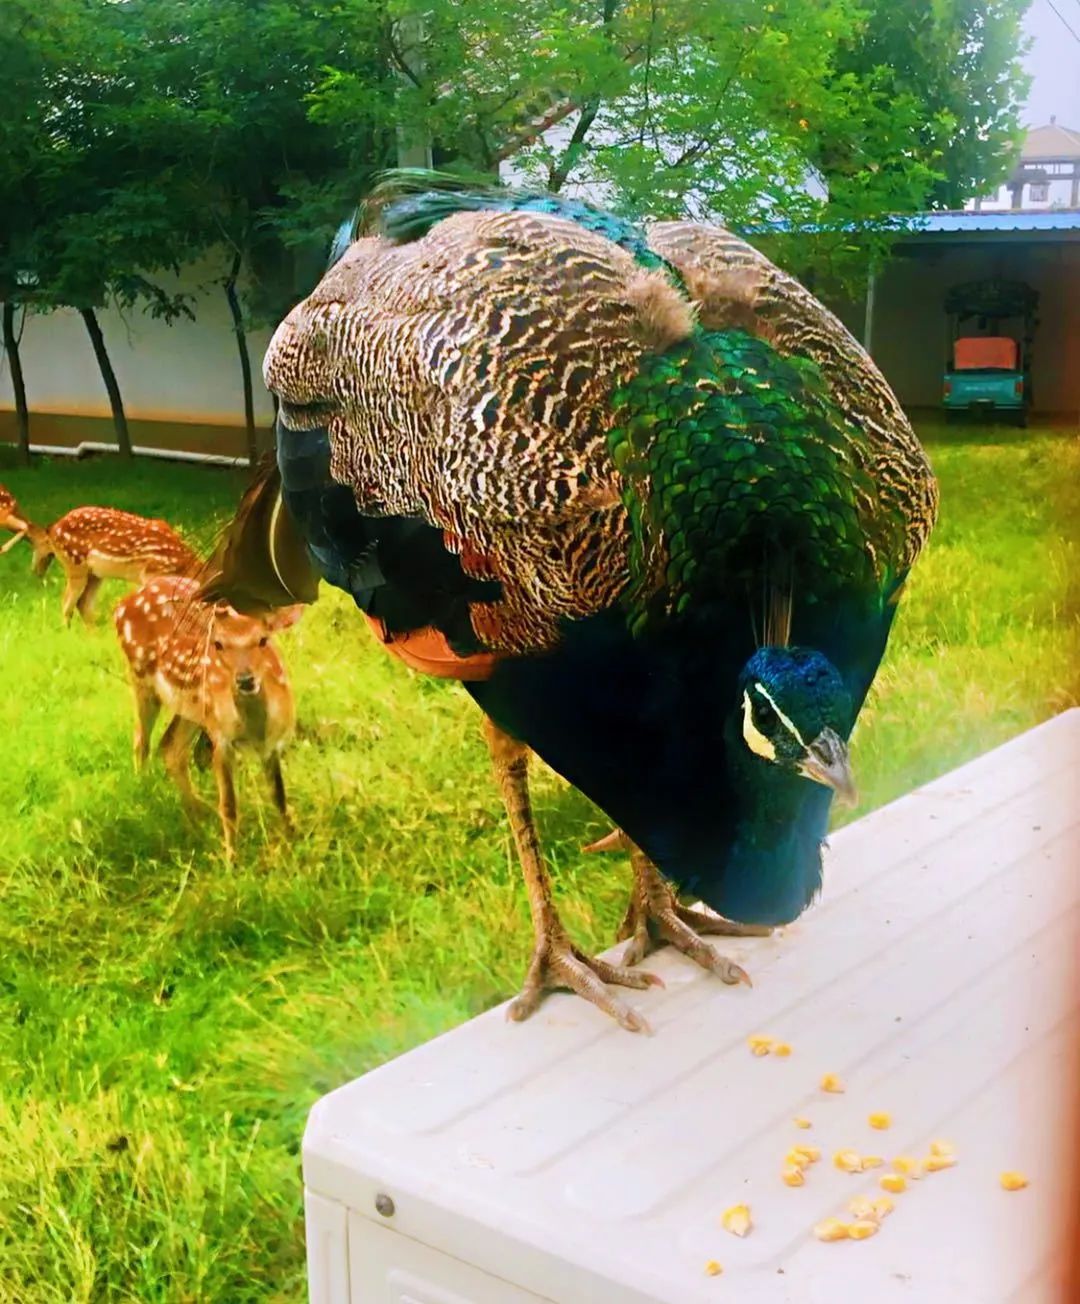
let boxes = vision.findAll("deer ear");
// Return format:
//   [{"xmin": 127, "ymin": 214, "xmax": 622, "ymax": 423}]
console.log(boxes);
[{"xmin": 265, "ymin": 604, "xmax": 304, "ymax": 633}]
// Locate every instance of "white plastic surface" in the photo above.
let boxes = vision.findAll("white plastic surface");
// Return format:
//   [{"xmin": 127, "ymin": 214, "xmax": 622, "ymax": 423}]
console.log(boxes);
[{"xmin": 304, "ymin": 710, "xmax": 1080, "ymax": 1303}]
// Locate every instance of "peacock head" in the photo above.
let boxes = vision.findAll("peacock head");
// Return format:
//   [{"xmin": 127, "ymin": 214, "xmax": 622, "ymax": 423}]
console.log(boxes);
[{"xmin": 732, "ymin": 647, "xmax": 856, "ymax": 805}]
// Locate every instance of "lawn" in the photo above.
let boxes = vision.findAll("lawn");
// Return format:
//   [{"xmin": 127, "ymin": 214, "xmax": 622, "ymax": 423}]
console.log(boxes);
[{"xmin": 0, "ymin": 423, "xmax": 1076, "ymax": 1301}]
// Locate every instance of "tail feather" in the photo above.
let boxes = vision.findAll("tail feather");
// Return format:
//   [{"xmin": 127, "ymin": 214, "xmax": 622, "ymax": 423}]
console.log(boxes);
[{"xmin": 199, "ymin": 459, "xmax": 320, "ymax": 614}]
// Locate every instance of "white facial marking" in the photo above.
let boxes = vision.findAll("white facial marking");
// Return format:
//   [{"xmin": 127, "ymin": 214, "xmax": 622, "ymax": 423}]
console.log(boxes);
[
  {"xmin": 753, "ymin": 681, "xmax": 806, "ymax": 747},
  {"xmin": 741, "ymin": 690, "xmax": 777, "ymax": 761}
]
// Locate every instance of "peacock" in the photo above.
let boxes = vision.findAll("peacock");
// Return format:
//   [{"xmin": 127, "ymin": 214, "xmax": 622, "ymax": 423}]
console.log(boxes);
[{"xmin": 205, "ymin": 177, "xmax": 937, "ymax": 1032}]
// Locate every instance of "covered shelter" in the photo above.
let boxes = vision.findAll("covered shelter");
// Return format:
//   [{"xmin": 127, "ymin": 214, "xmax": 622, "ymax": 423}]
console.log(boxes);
[{"xmin": 856, "ymin": 210, "xmax": 1080, "ymax": 419}]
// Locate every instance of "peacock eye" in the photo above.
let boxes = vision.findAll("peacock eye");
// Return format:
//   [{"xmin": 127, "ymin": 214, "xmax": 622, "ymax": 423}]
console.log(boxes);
[{"xmin": 755, "ymin": 698, "xmax": 778, "ymax": 731}]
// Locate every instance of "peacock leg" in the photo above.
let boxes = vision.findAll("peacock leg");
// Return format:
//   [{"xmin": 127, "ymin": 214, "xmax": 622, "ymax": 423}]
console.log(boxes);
[
  {"xmin": 484, "ymin": 717, "xmax": 661, "ymax": 1033},
  {"xmin": 618, "ymin": 841, "xmax": 765, "ymax": 981}
]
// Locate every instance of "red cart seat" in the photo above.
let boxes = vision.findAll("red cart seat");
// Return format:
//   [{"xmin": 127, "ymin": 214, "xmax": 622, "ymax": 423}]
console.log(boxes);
[{"xmin": 954, "ymin": 336, "xmax": 1018, "ymax": 370}]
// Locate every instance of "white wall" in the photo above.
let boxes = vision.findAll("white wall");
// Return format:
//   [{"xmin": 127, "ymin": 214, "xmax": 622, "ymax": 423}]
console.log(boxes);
[{"xmin": 0, "ymin": 254, "xmax": 276, "ymax": 428}]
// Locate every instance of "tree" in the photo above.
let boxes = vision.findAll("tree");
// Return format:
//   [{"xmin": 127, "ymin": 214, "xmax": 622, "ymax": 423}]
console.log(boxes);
[
  {"xmin": 0, "ymin": 0, "xmax": 78, "ymax": 462},
  {"xmin": 127, "ymin": 0, "xmax": 394, "ymax": 461},
  {"xmin": 311, "ymin": 0, "xmax": 1030, "ymax": 291},
  {"xmin": 5, "ymin": 0, "xmax": 197, "ymax": 457}
]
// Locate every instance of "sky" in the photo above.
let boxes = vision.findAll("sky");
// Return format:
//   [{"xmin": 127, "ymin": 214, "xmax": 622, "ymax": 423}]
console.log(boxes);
[{"xmin": 1022, "ymin": 0, "xmax": 1080, "ymax": 127}]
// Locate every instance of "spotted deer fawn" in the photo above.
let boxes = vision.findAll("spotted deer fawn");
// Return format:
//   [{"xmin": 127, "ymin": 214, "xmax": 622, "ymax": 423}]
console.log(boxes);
[
  {"xmin": 114, "ymin": 575, "xmax": 301, "ymax": 859},
  {"xmin": 27, "ymin": 505, "xmax": 199, "ymax": 624},
  {"xmin": 0, "ymin": 484, "xmax": 33, "ymax": 555}
]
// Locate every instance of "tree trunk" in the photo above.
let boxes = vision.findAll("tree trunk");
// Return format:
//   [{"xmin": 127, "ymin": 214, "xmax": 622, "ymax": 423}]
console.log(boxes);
[
  {"xmin": 79, "ymin": 307, "xmax": 131, "ymax": 457},
  {"xmin": 2, "ymin": 302, "xmax": 31, "ymax": 463},
  {"xmin": 224, "ymin": 252, "xmax": 258, "ymax": 465}
]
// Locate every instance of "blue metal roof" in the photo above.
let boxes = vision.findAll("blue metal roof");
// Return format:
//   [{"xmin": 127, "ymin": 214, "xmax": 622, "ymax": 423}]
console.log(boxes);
[{"xmin": 905, "ymin": 209, "xmax": 1080, "ymax": 234}]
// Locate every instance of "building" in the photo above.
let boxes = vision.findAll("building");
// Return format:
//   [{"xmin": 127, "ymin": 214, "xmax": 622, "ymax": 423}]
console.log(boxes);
[
  {"xmin": 851, "ymin": 210, "xmax": 1080, "ymax": 418},
  {"xmin": 973, "ymin": 119, "xmax": 1080, "ymax": 211}
]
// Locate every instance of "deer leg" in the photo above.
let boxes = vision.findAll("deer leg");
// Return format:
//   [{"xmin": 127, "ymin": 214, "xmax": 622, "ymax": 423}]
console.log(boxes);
[
  {"xmin": 60, "ymin": 566, "xmax": 90, "ymax": 626},
  {"xmin": 160, "ymin": 717, "xmax": 209, "ymax": 818},
  {"xmin": 484, "ymin": 717, "xmax": 659, "ymax": 1033},
  {"xmin": 264, "ymin": 751, "xmax": 292, "ymax": 832},
  {"xmin": 130, "ymin": 681, "xmax": 161, "ymax": 772},
  {"xmin": 212, "ymin": 743, "xmax": 239, "ymax": 861},
  {"xmin": 75, "ymin": 574, "xmax": 103, "ymax": 625}
]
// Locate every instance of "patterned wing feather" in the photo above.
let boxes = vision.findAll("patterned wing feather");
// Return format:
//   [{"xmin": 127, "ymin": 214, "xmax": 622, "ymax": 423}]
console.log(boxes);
[
  {"xmin": 266, "ymin": 208, "xmax": 694, "ymax": 649},
  {"xmin": 646, "ymin": 220, "xmax": 938, "ymax": 575}
]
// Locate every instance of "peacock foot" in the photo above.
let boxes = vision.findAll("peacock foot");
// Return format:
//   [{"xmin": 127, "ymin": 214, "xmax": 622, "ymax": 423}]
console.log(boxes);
[
  {"xmin": 619, "ymin": 847, "xmax": 769, "ymax": 982},
  {"xmin": 507, "ymin": 924, "xmax": 664, "ymax": 1034}
]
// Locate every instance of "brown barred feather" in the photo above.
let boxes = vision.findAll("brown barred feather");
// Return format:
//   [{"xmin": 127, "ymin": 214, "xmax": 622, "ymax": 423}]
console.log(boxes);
[{"xmin": 265, "ymin": 209, "xmax": 693, "ymax": 651}]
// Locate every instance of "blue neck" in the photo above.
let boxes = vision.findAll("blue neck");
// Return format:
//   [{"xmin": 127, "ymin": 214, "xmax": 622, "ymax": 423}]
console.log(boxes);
[{"xmin": 698, "ymin": 747, "xmax": 834, "ymax": 927}]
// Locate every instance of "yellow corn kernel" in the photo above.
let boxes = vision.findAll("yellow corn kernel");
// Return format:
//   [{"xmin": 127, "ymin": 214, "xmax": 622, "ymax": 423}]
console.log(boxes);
[
  {"xmin": 847, "ymin": 1195, "xmax": 878, "ymax": 1221},
  {"xmin": 773, "ymin": 1042, "xmax": 792, "ymax": 1057},
  {"xmin": 999, "ymin": 1171, "xmax": 1029, "ymax": 1191},
  {"xmin": 879, "ymin": 1173, "xmax": 907, "ymax": 1194},
  {"xmin": 721, "ymin": 1203, "xmax": 752, "ymax": 1236},
  {"xmin": 792, "ymin": 1145, "xmax": 821, "ymax": 1164},
  {"xmin": 813, "ymin": 1217, "xmax": 850, "ymax": 1242},
  {"xmin": 834, "ymin": 1148, "xmax": 863, "ymax": 1173},
  {"xmin": 748, "ymin": 1035, "xmax": 773, "ymax": 1056},
  {"xmin": 872, "ymin": 1196, "xmax": 895, "ymax": 1220},
  {"xmin": 794, "ymin": 1117, "xmax": 812, "ymax": 1129},
  {"xmin": 930, "ymin": 1139, "xmax": 956, "ymax": 1157},
  {"xmin": 922, "ymin": 1153, "xmax": 958, "ymax": 1173},
  {"xmin": 704, "ymin": 1260, "xmax": 723, "ymax": 1276},
  {"xmin": 782, "ymin": 1165, "xmax": 805, "ymax": 1187},
  {"xmin": 868, "ymin": 1112, "xmax": 892, "ymax": 1130},
  {"xmin": 847, "ymin": 1219, "xmax": 879, "ymax": 1240},
  {"xmin": 892, "ymin": 1155, "xmax": 922, "ymax": 1178},
  {"xmin": 820, "ymin": 1073, "xmax": 845, "ymax": 1093},
  {"xmin": 860, "ymin": 1156, "xmax": 885, "ymax": 1170}
]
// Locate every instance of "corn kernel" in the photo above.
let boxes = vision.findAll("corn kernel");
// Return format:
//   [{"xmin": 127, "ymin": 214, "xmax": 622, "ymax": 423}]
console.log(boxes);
[
  {"xmin": 704, "ymin": 1260, "xmax": 723, "ymax": 1276},
  {"xmin": 861, "ymin": 1156, "xmax": 884, "ymax": 1170},
  {"xmin": 820, "ymin": 1073, "xmax": 845, "ymax": 1093},
  {"xmin": 782, "ymin": 1165, "xmax": 805, "ymax": 1187},
  {"xmin": 879, "ymin": 1173, "xmax": 907, "ymax": 1193},
  {"xmin": 847, "ymin": 1219, "xmax": 880, "ymax": 1240},
  {"xmin": 748, "ymin": 1035, "xmax": 773, "ymax": 1056},
  {"xmin": 847, "ymin": 1195, "xmax": 878, "ymax": 1221},
  {"xmin": 794, "ymin": 1117, "xmax": 812, "ymax": 1129},
  {"xmin": 1000, "ymin": 1171, "xmax": 1029, "ymax": 1191},
  {"xmin": 834, "ymin": 1149, "xmax": 863, "ymax": 1173},
  {"xmin": 721, "ymin": 1203, "xmax": 752, "ymax": 1236},
  {"xmin": 892, "ymin": 1155, "xmax": 922, "ymax": 1178},
  {"xmin": 773, "ymin": 1042, "xmax": 792, "ymax": 1057},
  {"xmin": 868, "ymin": 1112, "xmax": 892, "ymax": 1130},
  {"xmin": 792, "ymin": 1145, "xmax": 821, "ymax": 1164},
  {"xmin": 813, "ymin": 1217, "xmax": 850, "ymax": 1242},
  {"xmin": 930, "ymin": 1139, "xmax": 956, "ymax": 1158},
  {"xmin": 872, "ymin": 1196, "xmax": 895, "ymax": 1220},
  {"xmin": 922, "ymin": 1154, "xmax": 958, "ymax": 1173}
]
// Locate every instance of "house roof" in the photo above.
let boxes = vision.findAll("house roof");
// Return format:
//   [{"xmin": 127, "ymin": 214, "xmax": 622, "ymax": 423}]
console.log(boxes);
[
  {"xmin": 907, "ymin": 209, "xmax": 1080, "ymax": 234},
  {"xmin": 1020, "ymin": 121, "xmax": 1080, "ymax": 162}
]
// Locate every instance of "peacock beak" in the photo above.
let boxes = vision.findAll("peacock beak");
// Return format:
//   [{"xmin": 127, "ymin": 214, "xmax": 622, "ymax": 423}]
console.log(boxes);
[{"xmin": 798, "ymin": 727, "xmax": 857, "ymax": 806}]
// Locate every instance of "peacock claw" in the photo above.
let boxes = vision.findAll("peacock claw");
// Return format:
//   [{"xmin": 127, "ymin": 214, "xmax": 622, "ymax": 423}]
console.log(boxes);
[
  {"xmin": 507, "ymin": 929, "xmax": 662, "ymax": 1033},
  {"xmin": 621, "ymin": 847, "xmax": 767, "ymax": 986}
]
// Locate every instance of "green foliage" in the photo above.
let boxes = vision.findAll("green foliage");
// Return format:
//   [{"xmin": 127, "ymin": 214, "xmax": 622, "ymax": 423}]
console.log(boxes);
[
  {"xmin": 607, "ymin": 329, "xmax": 882, "ymax": 621},
  {"xmin": 312, "ymin": 1, "xmax": 1031, "ymax": 289},
  {"xmin": 0, "ymin": 425, "xmax": 1076, "ymax": 1297}
]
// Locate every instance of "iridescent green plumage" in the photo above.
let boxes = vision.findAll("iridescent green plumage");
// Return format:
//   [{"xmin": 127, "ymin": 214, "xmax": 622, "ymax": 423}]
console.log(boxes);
[{"xmin": 608, "ymin": 329, "xmax": 901, "ymax": 629}]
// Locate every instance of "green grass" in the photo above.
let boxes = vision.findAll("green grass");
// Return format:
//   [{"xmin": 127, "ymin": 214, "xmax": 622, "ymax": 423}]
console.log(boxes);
[{"xmin": 0, "ymin": 424, "xmax": 1076, "ymax": 1301}]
